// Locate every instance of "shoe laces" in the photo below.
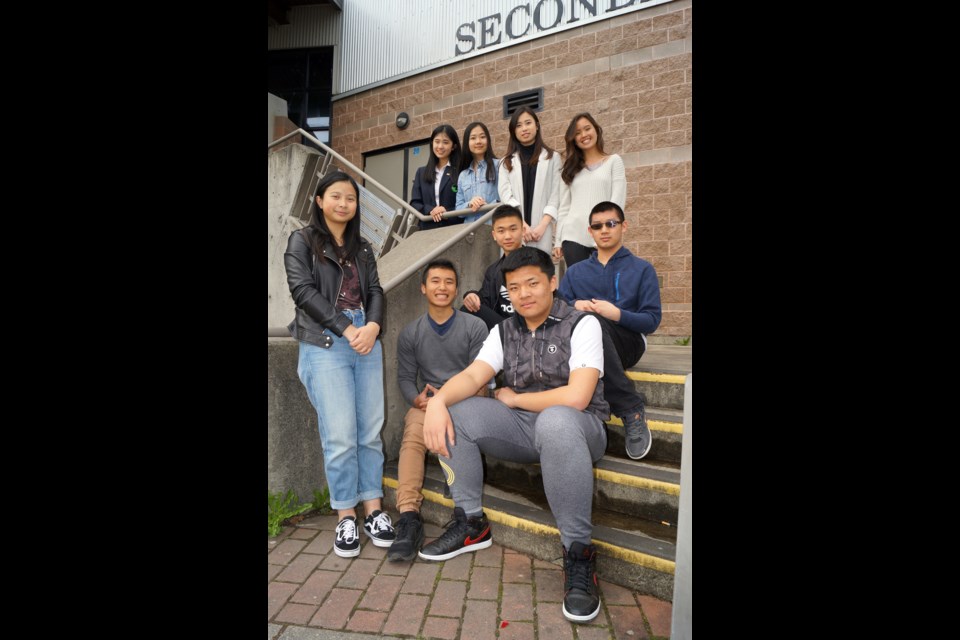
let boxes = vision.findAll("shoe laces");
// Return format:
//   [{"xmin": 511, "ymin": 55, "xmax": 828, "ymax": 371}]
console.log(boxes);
[
  {"xmin": 393, "ymin": 516, "xmax": 411, "ymax": 539},
  {"xmin": 565, "ymin": 549, "xmax": 595, "ymax": 594},
  {"xmin": 368, "ymin": 511, "xmax": 393, "ymax": 533},
  {"xmin": 336, "ymin": 517, "xmax": 357, "ymax": 542},
  {"xmin": 434, "ymin": 511, "xmax": 471, "ymax": 545},
  {"xmin": 624, "ymin": 408, "xmax": 647, "ymax": 440}
]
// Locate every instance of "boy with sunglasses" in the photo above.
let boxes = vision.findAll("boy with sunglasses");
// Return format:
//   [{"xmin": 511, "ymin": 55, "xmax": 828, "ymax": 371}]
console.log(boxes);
[{"xmin": 558, "ymin": 201, "xmax": 662, "ymax": 460}]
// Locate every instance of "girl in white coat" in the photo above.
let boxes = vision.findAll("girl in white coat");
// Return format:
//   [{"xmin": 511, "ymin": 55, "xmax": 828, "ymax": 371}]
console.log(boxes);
[{"xmin": 497, "ymin": 107, "xmax": 562, "ymax": 254}]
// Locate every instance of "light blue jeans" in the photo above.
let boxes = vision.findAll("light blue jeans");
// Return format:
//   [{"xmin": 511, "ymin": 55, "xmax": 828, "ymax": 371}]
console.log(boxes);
[{"xmin": 297, "ymin": 309, "xmax": 385, "ymax": 510}]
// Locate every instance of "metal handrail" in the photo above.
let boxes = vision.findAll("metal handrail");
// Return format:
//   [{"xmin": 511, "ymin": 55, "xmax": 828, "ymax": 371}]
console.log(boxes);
[
  {"xmin": 269, "ymin": 127, "xmax": 487, "ymax": 222},
  {"xmin": 267, "ymin": 203, "xmax": 503, "ymax": 338},
  {"xmin": 380, "ymin": 203, "xmax": 503, "ymax": 293},
  {"xmin": 268, "ymin": 127, "xmax": 508, "ymax": 337}
]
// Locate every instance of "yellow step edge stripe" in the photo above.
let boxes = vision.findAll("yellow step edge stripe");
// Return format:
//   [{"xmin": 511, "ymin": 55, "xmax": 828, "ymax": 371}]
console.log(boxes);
[
  {"xmin": 382, "ymin": 477, "xmax": 675, "ymax": 574},
  {"xmin": 387, "ymin": 467, "xmax": 678, "ymax": 497},
  {"xmin": 593, "ymin": 468, "xmax": 680, "ymax": 496},
  {"xmin": 626, "ymin": 371, "xmax": 687, "ymax": 384},
  {"xmin": 607, "ymin": 417, "xmax": 683, "ymax": 434},
  {"xmin": 593, "ymin": 540, "xmax": 675, "ymax": 574}
]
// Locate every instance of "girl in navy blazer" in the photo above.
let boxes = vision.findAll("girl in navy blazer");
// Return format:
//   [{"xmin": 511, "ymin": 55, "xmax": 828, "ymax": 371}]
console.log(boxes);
[{"xmin": 410, "ymin": 124, "xmax": 463, "ymax": 231}]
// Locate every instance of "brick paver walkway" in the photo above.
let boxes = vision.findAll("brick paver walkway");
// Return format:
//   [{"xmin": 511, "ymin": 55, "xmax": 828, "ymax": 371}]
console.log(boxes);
[{"xmin": 269, "ymin": 513, "xmax": 673, "ymax": 639}]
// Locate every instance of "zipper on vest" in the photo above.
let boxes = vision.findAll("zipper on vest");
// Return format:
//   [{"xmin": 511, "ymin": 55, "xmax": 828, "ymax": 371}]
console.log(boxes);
[
  {"xmin": 532, "ymin": 328, "xmax": 539, "ymax": 382},
  {"xmin": 514, "ymin": 329, "xmax": 522, "ymax": 388}
]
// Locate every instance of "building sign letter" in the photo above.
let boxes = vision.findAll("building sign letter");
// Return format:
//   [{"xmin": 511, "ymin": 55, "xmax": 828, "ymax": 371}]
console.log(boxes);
[
  {"xmin": 506, "ymin": 4, "xmax": 532, "ymax": 39},
  {"xmin": 568, "ymin": 0, "xmax": 598, "ymax": 24},
  {"xmin": 456, "ymin": 22, "xmax": 476, "ymax": 55},
  {"xmin": 533, "ymin": 0, "xmax": 564, "ymax": 31},
  {"xmin": 607, "ymin": 0, "xmax": 636, "ymax": 12},
  {"xmin": 478, "ymin": 13, "xmax": 503, "ymax": 49}
]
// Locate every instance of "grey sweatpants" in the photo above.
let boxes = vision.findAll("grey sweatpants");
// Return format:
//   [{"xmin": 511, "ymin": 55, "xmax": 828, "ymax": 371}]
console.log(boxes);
[{"xmin": 440, "ymin": 396, "xmax": 607, "ymax": 548}]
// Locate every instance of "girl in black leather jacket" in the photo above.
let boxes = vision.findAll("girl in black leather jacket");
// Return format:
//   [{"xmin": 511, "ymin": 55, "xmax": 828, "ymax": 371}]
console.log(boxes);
[{"xmin": 284, "ymin": 170, "xmax": 395, "ymax": 558}]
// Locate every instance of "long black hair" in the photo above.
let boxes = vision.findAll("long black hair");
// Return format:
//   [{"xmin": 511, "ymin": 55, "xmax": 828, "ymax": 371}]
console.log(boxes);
[
  {"xmin": 424, "ymin": 124, "xmax": 461, "ymax": 183},
  {"xmin": 308, "ymin": 170, "xmax": 362, "ymax": 260},
  {"xmin": 459, "ymin": 121, "xmax": 497, "ymax": 182},
  {"xmin": 502, "ymin": 107, "xmax": 555, "ymax": 172},
  {"xmin": 561, "ymin": 112, "xmax": 607, "ymax": 185}
]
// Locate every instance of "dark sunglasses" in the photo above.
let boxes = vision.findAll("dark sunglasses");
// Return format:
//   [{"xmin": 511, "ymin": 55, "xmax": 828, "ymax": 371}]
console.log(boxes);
[{"xmin": 589, "ymin": 220, "xmax": 622, "ymax": 230}]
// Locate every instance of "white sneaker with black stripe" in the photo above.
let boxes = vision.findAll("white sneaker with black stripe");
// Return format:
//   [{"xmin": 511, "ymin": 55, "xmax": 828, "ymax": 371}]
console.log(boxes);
[
  {"xmin": 334, "ymin": 515, "xmax": 361, "ymax": 557},
  {"xmin": 363, "ymin": 510, "xmax": 396, "ymax": 547}
]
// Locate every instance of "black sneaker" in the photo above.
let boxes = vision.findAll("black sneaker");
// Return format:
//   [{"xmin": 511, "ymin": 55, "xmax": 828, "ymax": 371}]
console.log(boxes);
[
  {"xmin": 363, "ymin": 510, "xmax": 396, "ymax": 547},
  {"xmin": 623, "ymin": 405, "xmax": 652, "ymax": 460},
  {"xmin": 418, "ymin": 507, "xmax": 492, "ymax": 561},
  {"xmin": 334, "ymin": 516, "xmax": 360, "ymax": 558},
  {"xmin": 562, "ymin": 541, "xmax": 601, "ymax": 622},
  {"xmin": 387, "ymin": 511, "xmax": 424, "ymax": 562}
]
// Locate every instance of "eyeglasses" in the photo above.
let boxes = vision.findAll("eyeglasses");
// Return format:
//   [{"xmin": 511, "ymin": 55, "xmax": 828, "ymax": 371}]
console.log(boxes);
[{"xmin": 589, "ymin": 220, "xmax": 622, "ymax": 230}]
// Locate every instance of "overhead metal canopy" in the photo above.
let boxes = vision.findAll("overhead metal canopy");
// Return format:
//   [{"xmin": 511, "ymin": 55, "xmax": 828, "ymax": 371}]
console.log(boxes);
[{"xmin": 268, "ymin": 0, "xmax": 341, "ymax": 26}]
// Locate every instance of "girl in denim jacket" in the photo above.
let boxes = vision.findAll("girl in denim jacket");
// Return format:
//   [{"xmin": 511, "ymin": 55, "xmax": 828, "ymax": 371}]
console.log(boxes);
[{"xmin": 456, "ymin": 121, "xmax": 500, "ymax": 225}]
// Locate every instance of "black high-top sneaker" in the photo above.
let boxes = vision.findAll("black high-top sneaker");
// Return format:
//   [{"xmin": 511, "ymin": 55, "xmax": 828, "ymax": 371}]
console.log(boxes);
[
  {"xmin": 562, "ymin": 541, "xmax": 601, "ymax": 622},
  {"xmin": 387, "ymin": 511, "xmax": 424, "ymax": 562},
  {"xmin": 417, "ymin": 507, "xmax": 492, "ymax": 561}
]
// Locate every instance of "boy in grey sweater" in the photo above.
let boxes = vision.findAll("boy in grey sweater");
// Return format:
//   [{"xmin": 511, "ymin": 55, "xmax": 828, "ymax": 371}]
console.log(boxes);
[{"xmin": 388, "ymin": 259, "xmax": 490, "ymax": 562}]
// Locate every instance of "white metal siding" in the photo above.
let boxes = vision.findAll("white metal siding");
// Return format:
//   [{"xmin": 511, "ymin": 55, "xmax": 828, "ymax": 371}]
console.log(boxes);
[{"xmin": 338, "ymin": 0, "xmax": 674, "ymax": 95}]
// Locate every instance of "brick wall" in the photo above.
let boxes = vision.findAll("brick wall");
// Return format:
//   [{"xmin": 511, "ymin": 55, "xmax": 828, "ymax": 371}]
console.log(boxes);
[{"xmin": 331, "ymin": 0, "xmax": 692, "ymax": 337}]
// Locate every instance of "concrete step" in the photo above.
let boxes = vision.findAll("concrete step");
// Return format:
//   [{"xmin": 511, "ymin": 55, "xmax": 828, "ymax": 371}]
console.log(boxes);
[
  {"xmin": 378, "ymin": 346, "xmax": 688, "ymax": 601},
  {"xmin": 481, "ymin": 454, "xmax": 680, "ymax": 526},
  {"xmin": 606, "ymin": 405, "xmax": 683, "ymax": 464},
  {"xmin": 382, "ymin": 461, "xmax": 677, "ymax": 601},
  {"xmin": 627, "ymin": 344, "xmax": 691, "ymax": 411}
]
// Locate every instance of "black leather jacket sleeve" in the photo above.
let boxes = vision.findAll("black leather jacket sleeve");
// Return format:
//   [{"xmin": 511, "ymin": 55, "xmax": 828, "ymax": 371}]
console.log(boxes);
[
  {"xmin": 359, "ymin": 245, "xmax": 384, "ymax": 328},
  {"xmin": 284, "ymin": 228, "xmax": 353, "ymax": 337},
  {"xmin": 284, "ymin": 227, "xmax": 385, "ymax": 343}
]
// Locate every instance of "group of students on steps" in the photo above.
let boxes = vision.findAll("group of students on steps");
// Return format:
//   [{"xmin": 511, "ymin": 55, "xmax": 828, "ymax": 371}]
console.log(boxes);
[{"xmin": 283, "ymin": 108, "xmax": 662, "ymax": 624}]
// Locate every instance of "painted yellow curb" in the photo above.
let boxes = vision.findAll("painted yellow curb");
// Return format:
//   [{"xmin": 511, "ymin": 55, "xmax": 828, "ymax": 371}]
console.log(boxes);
[
  {"xmin": 607, "ymin": 417, "xmax": 683, "ymax": 434},
  {"xmin": 626, "ymin": 371, "xmax": 687, "ymax": 384},
  {"xmin": 386, "ymin": 466, "xmax": 678, "ymax": 496},
  {"xmin": 593, "ymin": 468, "xmax": 680, "ymax": 496},
  {"xmin": 593, "ymin": 540, "xmax": 676, "ymax": 573},
  {"xmin": 382, "ymin": 477, "xmax": 675, "ymax": 574}
]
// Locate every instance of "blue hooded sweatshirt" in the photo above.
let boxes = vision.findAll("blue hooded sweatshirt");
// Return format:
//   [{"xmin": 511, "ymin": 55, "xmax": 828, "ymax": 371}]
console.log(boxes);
[{"xmin": 557, "ymin": 246, "xmax": 662, "ymax": 336}]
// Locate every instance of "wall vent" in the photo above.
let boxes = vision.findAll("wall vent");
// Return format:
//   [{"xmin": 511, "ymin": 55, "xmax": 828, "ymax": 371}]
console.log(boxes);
[{"xmin": 503, "ymin": 88, "xmax": 543, "ymax": 118}]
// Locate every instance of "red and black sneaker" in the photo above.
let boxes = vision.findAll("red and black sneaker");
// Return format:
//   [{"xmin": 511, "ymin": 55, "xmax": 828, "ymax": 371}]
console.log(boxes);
[
  {"xmin": 562, "ymin": 541, "xmax": 601, "ymax": 622},
  {"xmin": 417, "ymin": 507, "xmax": 493, "ymax": 561}
]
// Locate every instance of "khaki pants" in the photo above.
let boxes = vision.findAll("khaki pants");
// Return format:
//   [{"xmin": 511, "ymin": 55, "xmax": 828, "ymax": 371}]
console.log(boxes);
[
  {"xmin": 396, "ymin": 387, "xmax": 488, "ymax": 513},
  {"xmin": 396, "ymin": 407, "xmax": 428, "ymax": 514}
]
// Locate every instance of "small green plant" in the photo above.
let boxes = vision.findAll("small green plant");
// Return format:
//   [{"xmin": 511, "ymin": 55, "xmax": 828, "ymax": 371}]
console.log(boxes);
[
  {"xmin": 268, "ymin": 490, "xmax": 314, "ymax": 537},
  {"xmin": 311, "ymin": 487, "xmax": 332, "ymax": 514},
  {"xmin": 674, "ymin": 336, "xmax": 691, "ymax": 346}
]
